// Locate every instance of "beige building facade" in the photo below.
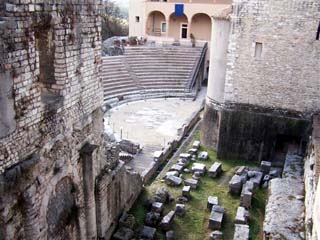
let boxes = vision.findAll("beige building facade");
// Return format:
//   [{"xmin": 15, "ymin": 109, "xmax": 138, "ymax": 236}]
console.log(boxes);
[{"xmin": 129, "ymin": 0, "xmax": 231, "ymax": 44}]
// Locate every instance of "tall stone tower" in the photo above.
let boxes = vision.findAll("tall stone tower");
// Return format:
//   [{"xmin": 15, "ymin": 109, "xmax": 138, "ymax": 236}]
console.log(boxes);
[{"xmin": 202, "ymin": 0, "xmax": 320, "ymax": 161}]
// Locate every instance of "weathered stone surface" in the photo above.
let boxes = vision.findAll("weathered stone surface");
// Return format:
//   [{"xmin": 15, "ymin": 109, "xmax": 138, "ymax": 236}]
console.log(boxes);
[
  {"xmin": 198, "ymin": 151, "xmax": 208, "ymax": 160},
  {"xmin": 119, "ymin": 212, "xmax": 136, "ymax": 229},
  {"xmin": 248, "ymin": 171, "xmax": 263, "ymax": 189},
  {"xmin": 207, "ymin": 196, "xmax": 219, "ymax": 210},
  {"xmin": 165, "ymin": 175, "xmax": 183, "ymax": 186},
  {"xmin": 191, "ymin": 163, "xmax": 206, "ymax": 175},
  {"xmin": 208, "ymin": 205, "xmax": 225, "ymax": 230},
  {"xmin": 175, "ymin": 204, "xmax": 186, "ymax": 217},
  {"xmin": 240, "ymin": 182, "xmax": 253, "ymax": 209},
  {"xmin": 113, "ymin": 227, "xmax": 134, "ymax": 240},
  {"xmin": 180, "ymin": 153, "xmax": 191, "ymax": 160},
  {"xmin": 209, "ymin": 162, "xmax": 222, "ymax": 178},
  {"xmin": 261, "ymin": 161, "xmax": 272, "ymax": 174},
  {"xmin": 210, "ymin": 230, "xmax": 223, "ymax": 240},
  {"xmin": 229, "ymin": 175, "xmax": 243, "ymax": 195},
  {"xmin": 159, "ymin": 211, "xmax": 175, "ymax": 231},
  {"xmin": 264, "ymin": 151, "xmax": 305, "ymax": 240},
  {"xmin": 192, "ymin": 171, "xmax": 201, "ymax": 180},
  {"xmin": 176, "ymin": 196, "xmax": 189, "ymax": 204},
  {"xmin": 170, "ymin": 164, "xmax": 184, "ymax": 173},
  {"xmin": 234, "ymin": 206, "xmax": 250, "ymax": 224},
  {"xmin": 182, "ymin": 186, "xmax": 191, "ymax": 199},
  {"xmin": 233, "ymin": 224, "xmax": 249, "ymax": 240},
  {"xmin": 166, "ymin": 171, "xmax": 179, "ymax": 178},
  {"xmin": 192, "ymin": 141, "xmax": 201, "ymax": 149},
  {"xmin": 184, "ymin": 178, "xmax": 199, "ymax": 189},
  {"xmin": 145, "ymin": 212, "xmax": 161, "ymax": 227},
  {"xmin": 155, "ymin": 187, "xmax": 171, "ymax": 204},
  {"xmin": 139, "ymin": 225, "xmax": 156, "ymax": 240},
  {"xmin": 151, "ymin": 202, "xmax": 164, "ymax": 214}
]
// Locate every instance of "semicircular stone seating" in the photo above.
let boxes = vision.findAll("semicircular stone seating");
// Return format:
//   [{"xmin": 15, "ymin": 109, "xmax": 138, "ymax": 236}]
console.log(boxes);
[{"xmin": 101, "ymin": 46, "xmax": 203, "ymax": 107}]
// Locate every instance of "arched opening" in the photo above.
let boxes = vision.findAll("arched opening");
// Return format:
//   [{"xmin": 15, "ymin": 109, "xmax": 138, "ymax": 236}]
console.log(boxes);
[
  {"xmin": 46, "ymin": 177, "xmax": 80, "ymax": 240},
  {"xmin": 190, "ymin": 13, "xmax": 212, "ymax": 41},
  {"xmin": 168, "ymin": 13, "xmax": 188, "ymax": 40},
  {"xmin": 146, "ymin": 11, "xmax": 166, "ymax": 36}
]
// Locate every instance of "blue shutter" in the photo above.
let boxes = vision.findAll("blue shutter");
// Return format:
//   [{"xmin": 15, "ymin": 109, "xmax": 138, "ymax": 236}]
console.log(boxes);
[{"xmin": 175, "ymin": 4, "xmax": 184, "ymax": 17}]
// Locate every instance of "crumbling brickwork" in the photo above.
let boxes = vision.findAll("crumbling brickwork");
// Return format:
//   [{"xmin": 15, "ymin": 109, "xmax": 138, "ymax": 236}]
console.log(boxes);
[{"xmin": 0, "ymin": 1, "xmax": 142, "ymax": 239}]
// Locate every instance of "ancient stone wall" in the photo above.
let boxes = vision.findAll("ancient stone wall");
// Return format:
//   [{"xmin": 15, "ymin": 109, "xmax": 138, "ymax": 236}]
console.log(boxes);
[
  {"xmin": 224, "ymin": 0, "xmax": 320, "ymax": 114},
  {"xmin": 0, "ymin": 1, "xmax": 143, "ymax": 239},
  {"xmin": 304, "ymin": 115, "xmax": 320, "ymax": 239},
  {"xmin": 202, "ymin": 0, "xmax": 320, "ymax": 160}
]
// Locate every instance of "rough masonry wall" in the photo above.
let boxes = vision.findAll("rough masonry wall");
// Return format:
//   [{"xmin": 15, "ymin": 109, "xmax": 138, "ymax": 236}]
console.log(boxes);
[
  {"xmin": 224, "ymin": 0, "xmax": 320, "ymax": 114},
  {"xmin": 304, "ymin": 115, "xmax": 320, "ymax": 239}
]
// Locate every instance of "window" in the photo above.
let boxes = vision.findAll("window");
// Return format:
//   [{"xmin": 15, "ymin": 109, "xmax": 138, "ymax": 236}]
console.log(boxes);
[
  {"xmin": 161, "ymin": 22, "xmax": 167, "ymax": 33},
  {"xmin": 254, "ymin": 42, "xmax": 263, "ymax": 59},
  {"xmin": 316, "ymin": 21, "xmax": 320, "ymax": 40},
  {"xmin": 135, "ymin": 16, "xmax": 140, "ymax": 23},
  {"xmin": 181, "ymin": 23, "xmax": 188, "ymax": 39}
]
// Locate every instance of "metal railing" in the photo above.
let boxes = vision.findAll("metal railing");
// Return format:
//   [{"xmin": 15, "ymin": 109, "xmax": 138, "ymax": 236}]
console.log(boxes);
[{"xmin": 187, "ymin": 42, "xmax": 208, "ymax": 91}]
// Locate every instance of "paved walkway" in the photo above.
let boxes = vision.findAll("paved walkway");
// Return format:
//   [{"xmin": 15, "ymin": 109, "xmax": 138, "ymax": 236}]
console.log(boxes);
[{"xmin": 104, "ymin": 88, "xmax": 206, "ymax": 174}]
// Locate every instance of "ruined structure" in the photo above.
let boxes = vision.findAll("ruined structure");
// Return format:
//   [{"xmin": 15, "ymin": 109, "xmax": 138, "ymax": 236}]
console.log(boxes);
[
  {"xmin": 202, "ymin": 0, "xmax": 320, "ymax": 162},
  {"xmin": 0, "ymin": 1, "xmax": 141, "ymax": 239},
  {"xmin": 202, "ymin": 0, "xmax": 320, "ymax": 238}
]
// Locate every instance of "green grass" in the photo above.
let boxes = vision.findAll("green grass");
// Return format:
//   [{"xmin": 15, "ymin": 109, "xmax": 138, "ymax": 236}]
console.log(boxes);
[{"xmin": 129, "ymin": 130, "xmax": 267, "ymax": 240}]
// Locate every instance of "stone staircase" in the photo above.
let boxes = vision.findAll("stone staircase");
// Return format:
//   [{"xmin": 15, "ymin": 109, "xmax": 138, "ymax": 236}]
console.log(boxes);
[{"xmin": 101, "ymin": 46, "xmax": 203, "ymax": 107}]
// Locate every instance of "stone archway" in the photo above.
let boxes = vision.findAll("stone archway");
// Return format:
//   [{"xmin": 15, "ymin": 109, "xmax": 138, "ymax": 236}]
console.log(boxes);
[
  {"xmin": 46, "ymin": 177, "xmax": 80, "ymax": 240},
  {"xmin": 146, "ymin": 11, "xmax": 166, "ymax": 36},
  {"xmin": 168, "ymin": 13, "xmax": 189, "ymax": 40},
  {"xmin": 190, "ymin": 13, "xmax": 212, "ymax": 41}
]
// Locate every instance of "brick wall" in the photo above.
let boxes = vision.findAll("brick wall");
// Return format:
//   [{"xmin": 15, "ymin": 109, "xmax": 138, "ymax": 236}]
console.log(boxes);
[{"xmin": 224, "ymin": 0, "xmax": 320, "ymax": 114}]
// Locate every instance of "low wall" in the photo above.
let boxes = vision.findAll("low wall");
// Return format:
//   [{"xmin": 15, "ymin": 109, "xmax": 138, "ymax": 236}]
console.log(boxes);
[
  {"xmin": 141, "ymin": 102, "xmax": 204, "ymax": 182},
  {"xmin": 304, "ymin": 115, "xmax": 320, "ymax": 239}
]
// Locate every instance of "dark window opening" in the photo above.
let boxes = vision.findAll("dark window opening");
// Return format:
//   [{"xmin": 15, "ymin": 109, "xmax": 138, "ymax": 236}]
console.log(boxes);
[
  {"xmin": 254, "ymin": 42, "xmax": 263, "ymax": 59},
  {"xmin": 316, "ymin": 22, "xmax": 320, "ymax": 40},
  {"xmin": 135, "ymin": 16, "xmax": 140, "ymax": 23}
]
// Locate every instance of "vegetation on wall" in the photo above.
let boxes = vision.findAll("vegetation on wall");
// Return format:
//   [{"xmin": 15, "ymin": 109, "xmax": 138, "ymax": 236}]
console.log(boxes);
[{"xmin": 101, "ymin": 0, "xmax": 128, "ymax": 40}]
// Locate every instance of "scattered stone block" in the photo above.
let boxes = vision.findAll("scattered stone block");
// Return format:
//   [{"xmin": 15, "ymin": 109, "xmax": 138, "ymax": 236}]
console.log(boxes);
[
  {"xmin": 207, "ymin": 196, "xmax": 219, "ymax": 210},
  {"xmin": 235, "ymin": 206, "xmax": 250, "ymax": 224},
  {"xmin": 155, "ymin": 187, "xmax": 170, "ymax": 203},
  {"xmin": 180, "ymin": 153, "xmax": 191, "ymax": 160},
  {"xmin": 198, "ymin": 151, "xmax": 208, "ymax": 160},
  {"xmin": 139, "ymin": 225, "xmax": 157, "ymax": 240},
  {"xmin": 240, "ymin": 182, "xmax": 253, "ymax": 208},
  {"xmin": 184, "ymin": 178, "xmax": 199, "ymax": 189},
  {"xmin": 192, "ymin": 171, "xmax": 201, "ymax": 180},
  {"xmin": 154, "ymin": 151, "xmax": 163, "ymax": 161},
  {"xmin": 248, "ymin": 171, "xmax": 263, "ymax": 188},
  {"xmin": 193, "ymin": 140, "xmax": 200, "ymax": 149},
  {"xmin": 261, "ymin": 161, "xmax": 272, "ymax": 174},
  {"xmin": 166, "ymin": 230, "xmax": 175, "ymax": 240},
  {"xmin": 145, "ymin": 212, "xmax": 161, "ymax": 227},
  {"xmin": 183, "ymin": 168, "xmax": 191, "ymax": 173},
  {"xmin": 159, "ymin": 210, "xmax": 175, "ymax": 231},
  {"xmin": 165, "ymin": 175, "xmax": 182, "ymax": 186},
  {"xmin": 176, "ymin": 196, "xmax": 189, "ymax": 204},
  {"xmin": 177, "ymin": 159, "xmax": 188, "ymax": 167},
  {"xmin": 208, "ymin": 205, "xmax": 225, "ymax": 230},
  {"xmin": 210, "ymin": 230, "xmax": 223, "ymax": 240},
  {"xmin": 209, "ymin": 162, "xmax": 222, "ymax": 178},
  {"xmin": 182, "ymin": 185, "xmax": 191, "ymax": 199},
  {"xmin": 191, "ymin": 163, "xmax": 206, "ymax": 175},
  {"xmin": 188, "ymin": 148, "xmax": 198, "ymax": 155},
  {"xmin": 269, "ymin": 167, "xmax": 281, "ymax": 178},
  {"xmin": 175, "ymin": 204, "xmax": 186, "ymax": 217},
  {"xmin": 233, "ymin": 224, "xmax": 249, "ymax": 240},
  {"xmin": 229, "ymin": 174, "xmax": 243, "ymax": 195},
  {"xmin": 151, "ymin": 202, "xmax": 164, "ymax": 214},
  {"xmin": 166, "ymin": 171, "xmax": 179, "ymax": 178},
  {"xmin": 170, "ymin": 164, "xmax": 184, "ymax": 173},
  {"xmin": 236, "ymin": 166, "xmax": 248, "ymax": 176},
  {"xmin": 119, "ymin": 212, "xmax": 135, "ymax": 229},
  {"xmin": 113, "ymin": 227, "xmax": 134, "ymax": 240}
]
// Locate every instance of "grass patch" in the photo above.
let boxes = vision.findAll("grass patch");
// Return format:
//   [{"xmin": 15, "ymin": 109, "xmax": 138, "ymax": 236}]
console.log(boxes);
[{"xmin": 129, "ymin": 130, "xmax": 266, "ymax": 240}]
